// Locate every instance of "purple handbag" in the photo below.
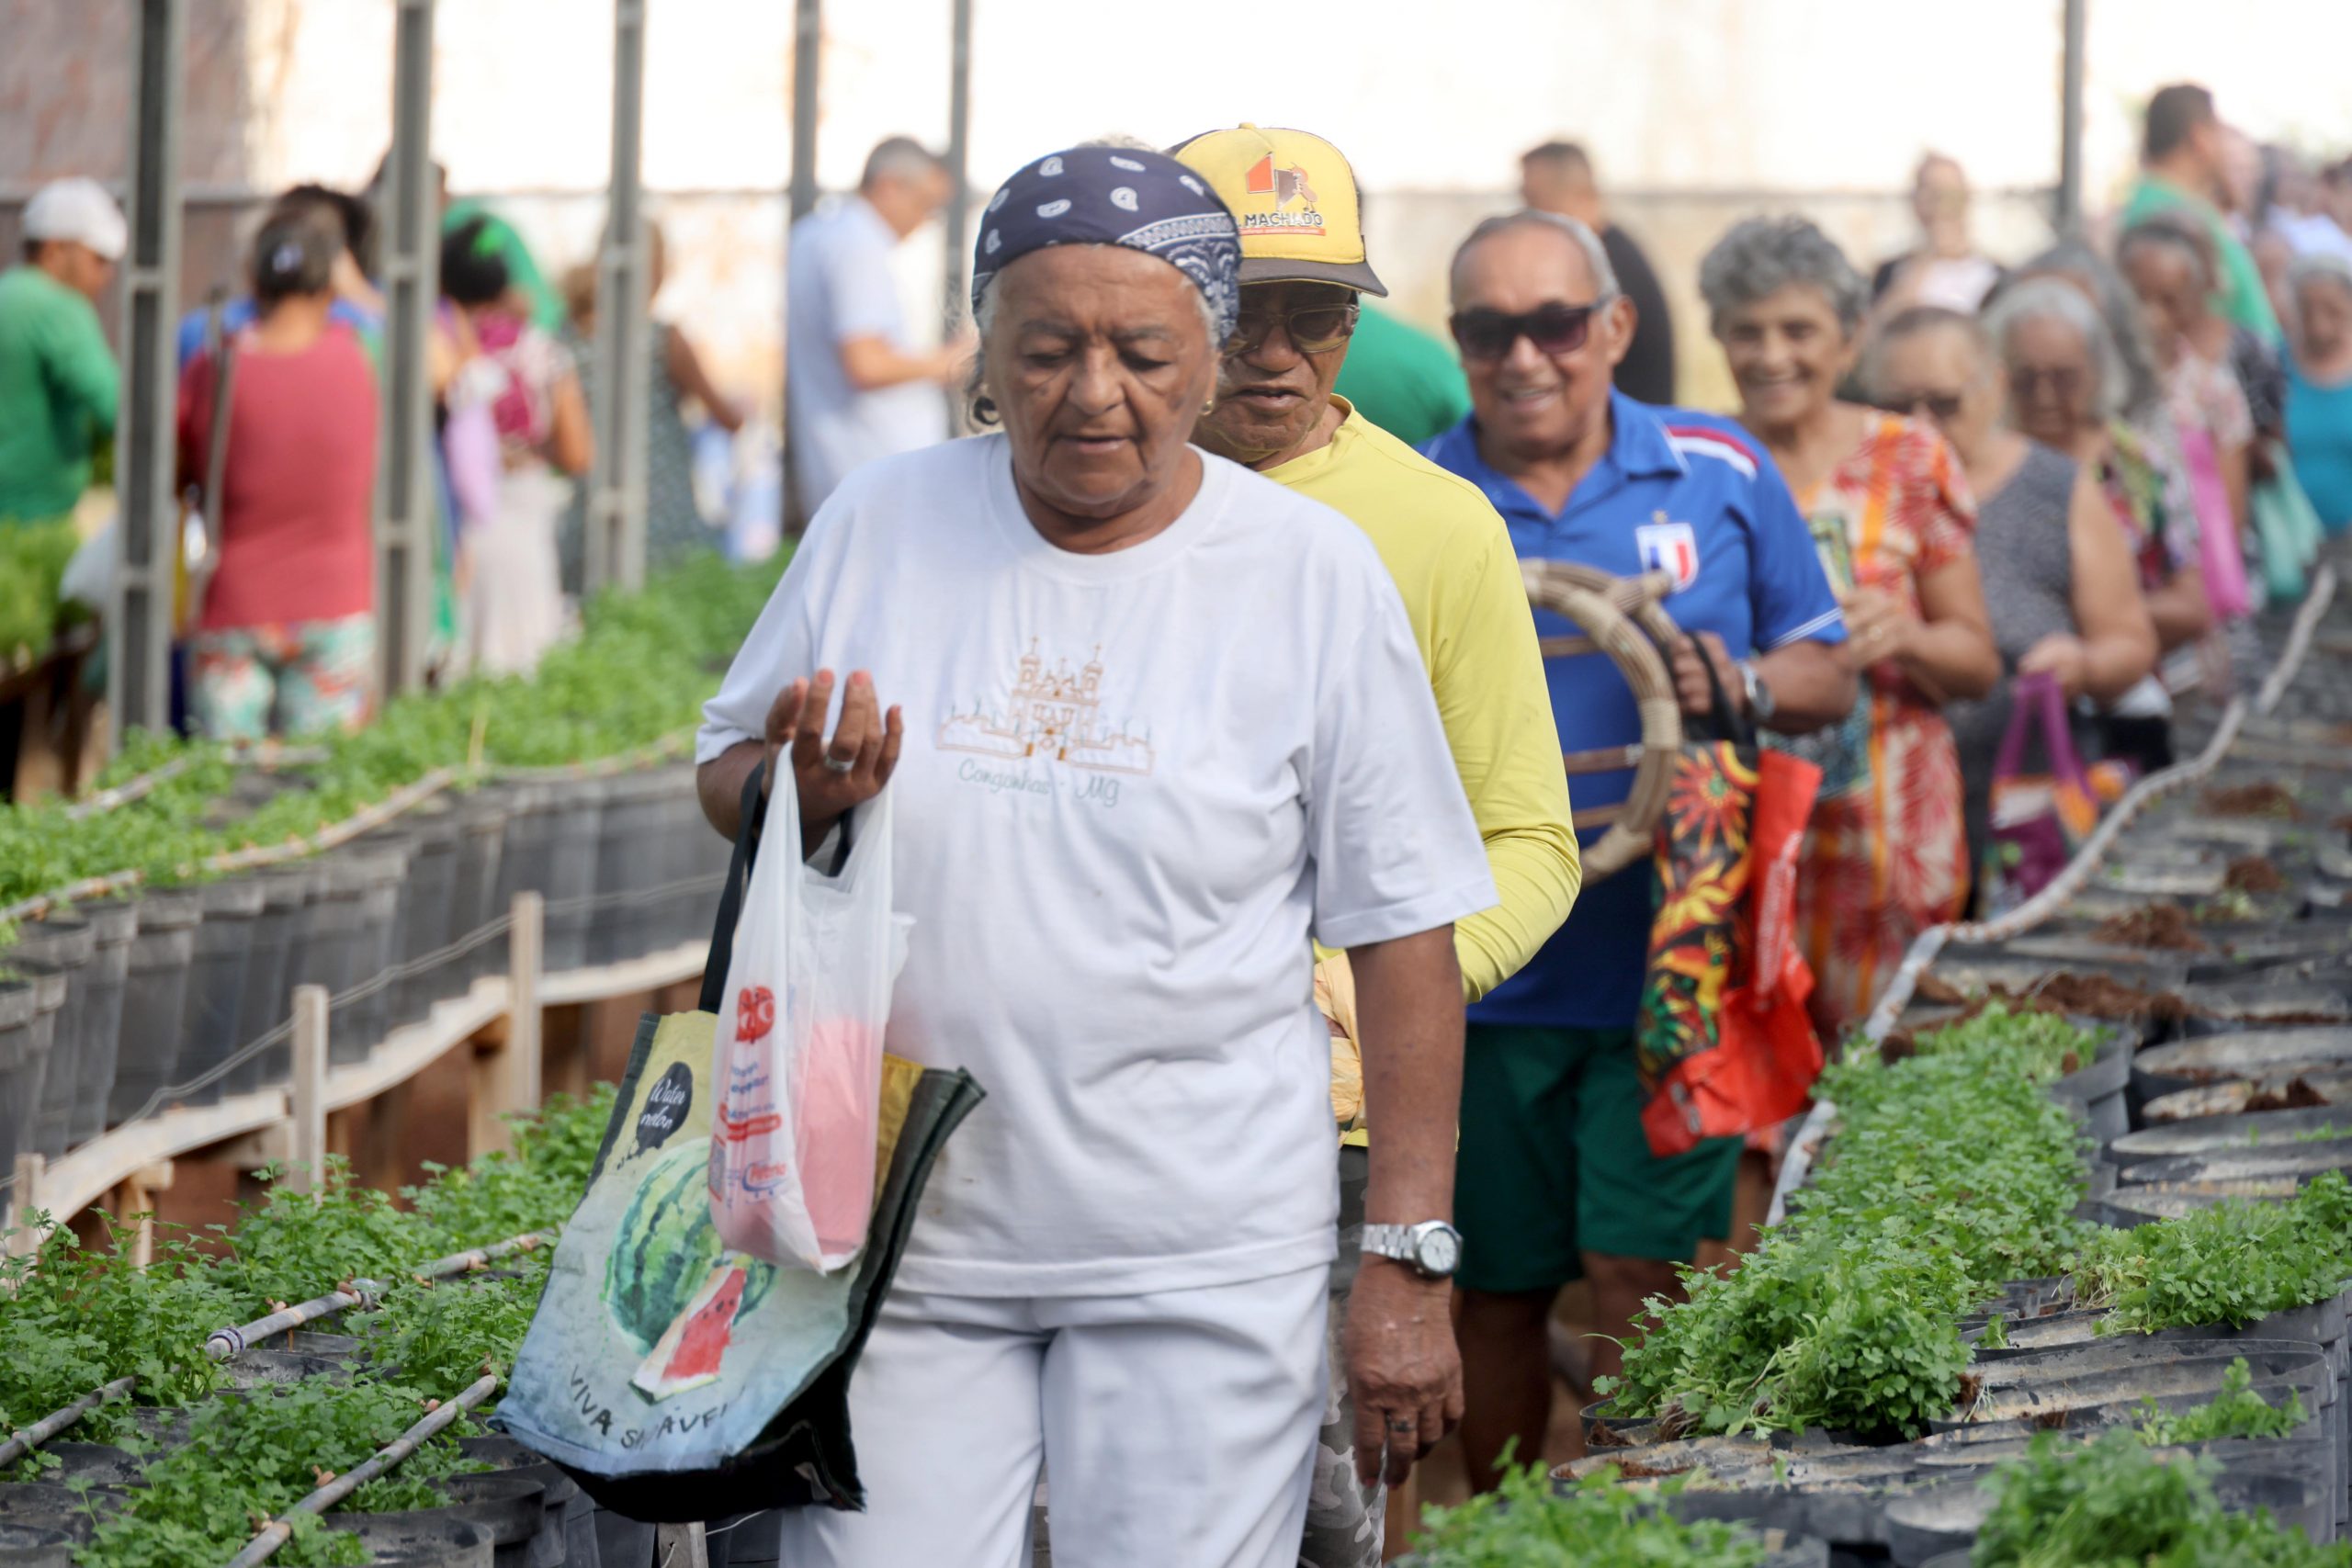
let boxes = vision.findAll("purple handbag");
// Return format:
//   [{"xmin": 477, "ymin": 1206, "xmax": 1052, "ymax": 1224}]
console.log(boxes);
[{"xmin": 1980, "ymin": 671, "xmax": 2099, "ymax": 917}]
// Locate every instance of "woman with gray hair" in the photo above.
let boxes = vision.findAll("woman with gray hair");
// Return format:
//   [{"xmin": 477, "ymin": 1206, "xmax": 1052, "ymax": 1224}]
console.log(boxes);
[
  {"xmin": 1982, "ymin": 275, "xmax": 2211, "ymax": 775},
  {"xmin": 697, "ymin": 144, "xmax": 1490, "ymax": 1566},
  {"xmin": 1864, "ymin": 307, "xmax": 2157, "ymax": 886},
  {"xmin": 2286, "ymin": 253, "xmax": 2352, "ymax": 533},
  {"xmin": 1698, "ymin": 215, "xmax": 1996, "ymax": 1031}
]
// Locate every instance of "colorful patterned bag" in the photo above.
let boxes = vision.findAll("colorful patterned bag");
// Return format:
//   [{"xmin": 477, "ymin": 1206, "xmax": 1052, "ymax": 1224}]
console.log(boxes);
[{"xmin": 1635, "ymin": 669, "xmax": 1760, "ymax": 1088}]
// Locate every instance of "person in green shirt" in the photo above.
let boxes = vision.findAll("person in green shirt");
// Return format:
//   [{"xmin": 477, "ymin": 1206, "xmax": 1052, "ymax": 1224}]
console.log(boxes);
[
  {"xmin": 0, "ymin": 177, "xmax": 125, "ymax": 525},
  {"xmin": 2123, "ymin": 83, "xmax": 2282, "ymax": 345},
  {"xmin": 1331, "ymin": 300, "xmax": 1473, "ymax": 446}
]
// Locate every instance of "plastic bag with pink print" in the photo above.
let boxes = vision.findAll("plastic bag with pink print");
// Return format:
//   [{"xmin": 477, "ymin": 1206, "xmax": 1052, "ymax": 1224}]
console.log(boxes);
[{"xmin": 709, "ymin": 780, "xmax": 912, "ymax": 1272}]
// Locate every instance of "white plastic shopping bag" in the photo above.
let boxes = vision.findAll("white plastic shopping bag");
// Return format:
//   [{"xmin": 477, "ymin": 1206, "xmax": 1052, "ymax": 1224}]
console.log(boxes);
[{"xmin": 708, "ymin": 777, "xmax": 910, "ymax": 1272}]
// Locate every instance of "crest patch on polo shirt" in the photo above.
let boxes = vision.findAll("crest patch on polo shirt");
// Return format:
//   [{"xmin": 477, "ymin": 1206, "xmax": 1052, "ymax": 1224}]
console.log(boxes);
[{"xmin": 1635, "ymin": 516, "xmax": 1699, "ymax": 592}]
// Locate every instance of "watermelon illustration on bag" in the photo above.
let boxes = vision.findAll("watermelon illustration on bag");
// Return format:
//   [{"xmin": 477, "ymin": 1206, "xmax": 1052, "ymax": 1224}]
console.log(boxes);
[{"xmin": 605, "ymin": 1138, "xmax": 778, "ymax": 1359}]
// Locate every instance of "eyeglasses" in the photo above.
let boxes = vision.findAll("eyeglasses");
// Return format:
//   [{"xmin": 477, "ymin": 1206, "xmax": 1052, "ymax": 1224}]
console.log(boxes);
[
  {"xmin": 2010, "ymin": 365, "xmax": 2086, "ymax": 402},
  {"xmin": 1449, "ymin": 299, "xmax": 1613, "ymax": 364},
  {"xmin": 1873, "ymin": 390, "xmax": 1966, "ymax": 423},
  {"xmin": 1227, "ymin": 300, "xmax": 1361, "ymax": 356}
]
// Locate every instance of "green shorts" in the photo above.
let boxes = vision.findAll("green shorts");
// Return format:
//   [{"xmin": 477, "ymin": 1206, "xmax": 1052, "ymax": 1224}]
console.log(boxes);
[{"xmin": 1453, "ymin": 1023, "xmax": 1741, "ymax": 1294}]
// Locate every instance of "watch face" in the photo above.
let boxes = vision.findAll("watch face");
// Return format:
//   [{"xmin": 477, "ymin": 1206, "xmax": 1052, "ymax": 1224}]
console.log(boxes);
[{"xmin": 1419, "ymin": 1226, "xmax": 1462, "ymax": 1276}]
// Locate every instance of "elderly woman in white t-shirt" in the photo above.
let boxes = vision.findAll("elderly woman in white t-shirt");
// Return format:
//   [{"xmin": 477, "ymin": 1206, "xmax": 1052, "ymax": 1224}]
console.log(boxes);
[{"xmin": 696, "ymin": 146, "xmax": 1492, "ymax": 1568}]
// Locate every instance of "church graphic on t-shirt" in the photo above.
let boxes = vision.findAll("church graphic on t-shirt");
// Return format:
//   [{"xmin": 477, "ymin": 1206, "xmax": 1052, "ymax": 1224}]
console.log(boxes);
[{"xmin": 936, "ymin": 641, "xmax": 1157, "ymax": 776}]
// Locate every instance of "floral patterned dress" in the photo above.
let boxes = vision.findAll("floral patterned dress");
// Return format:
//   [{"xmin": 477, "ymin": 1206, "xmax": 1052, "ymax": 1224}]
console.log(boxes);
[{"xmin": 1778, "ymin": 413, "xmax": 1978, "ymax": 1032}]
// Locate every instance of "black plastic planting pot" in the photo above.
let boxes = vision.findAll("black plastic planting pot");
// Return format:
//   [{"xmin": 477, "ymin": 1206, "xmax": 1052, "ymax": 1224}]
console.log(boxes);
[
  {"xmin": 291, "ymin": 860, "xmax": 368, "ymax": 1066},
  {"xmin": 1932, "ymin": 1339, "xmax": 2333, "ymax": 1430},
  {"xmin": 10, "ymin": 919, "xmax": 90, "ymax": 1161},
  {"xmin": 2177, "ymin": 979, "xmax": 2352, "ymax": 1036},
  {"xmin": 460, "ymin": 1436, "xmax": 591, "ymax": 1567},
  {"xmin": 325, "ymin": 1472, "xmax": 547, "ymax": 1567},
  {"xmin": 0, "ymin": 979, "xmax": 35, "ymax": 1195},
  {"xmin": 490, "ymin": 784, "xmax": 556, "ymax": 984},
  {"xmin": 2047, "ymin": 1023, "xmax": 2135, "ymax": 1144},
  {"xmin": 0, "ymin": 1525, "xmax": 74, "ymax": 1567},
  {"xmin": 374, "ymin": 800, "xmax": 460, "ymax": 1032},
  {"xmin": 448, "ymin": 789, "xmax": 511, "ymax": 992},
  {"xmin": 220, "ymin": 1348, "xmax": 356, "ymax": 1390},
  {"xmin": 1884, "ymin": 1467, "xmax": 2321, "ymax": 1567},
  {"xmin": 63, "ymin": 899, "xmax": 137, "ymax": 1148},
  {"xmin": 338, "ymin": 837, "xmax": 416, "ymax": 1061},
  {"xmin": 1937, "ymin": 938, "xmax": 2191, "ymax": 992},
  {"xmin": 2134, "ymin": 1027, "xmax": 2352, "ymax": 1106},
  {"xmin": 589, "ymin": 768, "xmax": 690, "ymax": 967},
  {"xmin": 541, "ymin": 779, "xmax": 608, "ymax": 976},
  {"xmin": 2122, "ymin": 1140, "xmax": 2352, "ymax": 1185},
  {"xmin": 593, "ymin": 1507, "xmax": 654, "ymax": 1568},
  {"xmin": 10, "ymin": 962, "xmax": 67, "ymax": 1177},
  {"xmin": 227, "ymin": 864, "xmax": 315, "ymax": 1095},
  {"xmin": 105, "ymin": 887, "xmax": 203, "ymax": 1131},
  {"xmin": 174, "ymin": 877, "xmax": 264, "ymax": 1107},
  {"xmin": 665, "ymin": 775, "xmax": 731, "ymax": 951},
  {"xmin": 2114, "ymin": 1105, "xmax": 2352, "ymax": 1157}
]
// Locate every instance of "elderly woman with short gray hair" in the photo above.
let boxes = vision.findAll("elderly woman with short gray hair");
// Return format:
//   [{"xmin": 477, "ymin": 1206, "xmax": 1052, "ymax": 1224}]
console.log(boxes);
[
  {"xmin": 1983, "ymin": 274, "xmax": 2211, "ymax": 775},
  {"xmin": 1697, "ymin": 215, "xmax": 1996, "ymax": 1030}
]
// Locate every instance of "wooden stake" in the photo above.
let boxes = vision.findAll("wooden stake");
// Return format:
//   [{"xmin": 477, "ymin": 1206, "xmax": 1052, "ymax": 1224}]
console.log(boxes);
[
  {"xmin": 654, "ymin": 1523, "xmax": 710, "ymax": 1568},
  {"xmin": 288, "ymin": 985, "xmax": 329, "ymax": 1192},
  {"xmin": 471, "ymin": 893, "xmax": 543, "ymax": 1157}
]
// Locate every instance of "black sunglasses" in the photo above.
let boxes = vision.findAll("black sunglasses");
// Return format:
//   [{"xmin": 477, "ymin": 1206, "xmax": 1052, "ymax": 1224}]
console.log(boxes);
[
  {"xmin": 1449, "ymin": 299, "xmax": 1612, "ymax": 364},
  {"xmin": 1228, "ymin": 300, "xmax": 1361, "ymax": 356},
  {"xmin": 1873, "ymin": 390, "xmax": 1966, "ymax": 423}
]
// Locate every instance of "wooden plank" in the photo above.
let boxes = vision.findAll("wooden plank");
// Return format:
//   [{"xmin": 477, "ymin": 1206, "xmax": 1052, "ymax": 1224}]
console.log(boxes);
[
  {"xmin": 539, "ymin": 939, "xmax": 706, "ymax": 1007},
  {"xmin": 30, "ymin": 1088, "xmax": 287, "ymax": 1232},
  {"xmin": 654, "ymin": 1524, "xmax": 710, "ymax": 1568},
  {"xmin": 288, "ymin": 985, "xmax": 329, "ymax": 1192},
  {"xmin": 323, "ymin": 981, "xmax": 508, "ymax": 1113}
]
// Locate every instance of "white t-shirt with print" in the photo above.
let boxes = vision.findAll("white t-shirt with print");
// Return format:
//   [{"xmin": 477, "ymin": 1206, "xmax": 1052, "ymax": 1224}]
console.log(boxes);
[{"xmin": 698, "ymin": 434, "xmax": 1495, "ymax": 1298}]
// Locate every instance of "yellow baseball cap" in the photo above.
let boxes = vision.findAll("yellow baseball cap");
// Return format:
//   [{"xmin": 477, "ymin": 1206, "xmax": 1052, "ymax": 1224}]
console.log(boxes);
[{"xmin": 1170, "ymin": 124, "xmax": 1386, "ymax": 296}]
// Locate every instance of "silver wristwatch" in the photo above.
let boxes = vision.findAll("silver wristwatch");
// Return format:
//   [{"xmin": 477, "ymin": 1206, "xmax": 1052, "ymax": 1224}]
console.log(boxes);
[
  {"xmin": 1737, "ymin": 659, "xmax": 1777, "ymax": 723},
  {"xmin": 1361, "ymin": 1221, "xmax": 1464, "ymax": 1280}
]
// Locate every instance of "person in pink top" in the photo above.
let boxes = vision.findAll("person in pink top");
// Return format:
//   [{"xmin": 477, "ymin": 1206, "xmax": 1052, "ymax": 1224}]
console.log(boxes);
[{"xmin": 178, "ymin": 203, "xmax": 380, "ymax": 739}]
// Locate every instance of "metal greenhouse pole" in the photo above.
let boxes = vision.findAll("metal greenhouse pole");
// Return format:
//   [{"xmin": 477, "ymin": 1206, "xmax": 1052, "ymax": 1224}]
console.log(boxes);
[
  {"xmin": 585, "ymin": 0, "xmax": 650, "ymax": 594},
  {"xmin": 940, "ymin": 0, "xmax": 974, "ymax": 429},
  {"xmin": 781, "ymin": 0, "xmax": 821, "ymax": 532},
  {"xmin": 2058, "ymin": 0, "xmax": 2087, "ymax": 239},
  {"xmin": 378, "ymin": 0, "xmax": 438, "ymax": 694},
  {"xmin": 108, "ymin": 0, "xmax": 185, "ymax": 743}
]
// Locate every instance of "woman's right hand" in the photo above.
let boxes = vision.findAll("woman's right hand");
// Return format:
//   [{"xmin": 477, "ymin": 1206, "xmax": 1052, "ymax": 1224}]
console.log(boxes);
[
  {"xmin": 2017, "ymin": 633, "xmax": 2090, "ymax": 699},
  {"xmin": 760, "ymin": 669, "xmax": 905, "ymax": 856}
]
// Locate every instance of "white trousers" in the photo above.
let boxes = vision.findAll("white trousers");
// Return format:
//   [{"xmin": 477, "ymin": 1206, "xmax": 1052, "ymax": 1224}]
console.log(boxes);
[{"xmin": 775, "ymin": 1264, "xmax": 1329, "ymax": 1568}]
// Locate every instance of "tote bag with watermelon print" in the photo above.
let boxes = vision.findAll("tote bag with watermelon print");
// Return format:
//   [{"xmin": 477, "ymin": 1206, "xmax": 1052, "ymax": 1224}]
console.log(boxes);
[{"xmin": 498, "ymin": 773, "xmax": 983, "ymax": 1521}]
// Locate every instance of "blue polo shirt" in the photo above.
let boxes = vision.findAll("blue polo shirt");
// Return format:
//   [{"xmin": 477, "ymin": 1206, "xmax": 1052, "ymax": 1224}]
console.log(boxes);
[{"xmin": 1421, "ymin": 391, "xmax": 1845, "ymax": 1030}]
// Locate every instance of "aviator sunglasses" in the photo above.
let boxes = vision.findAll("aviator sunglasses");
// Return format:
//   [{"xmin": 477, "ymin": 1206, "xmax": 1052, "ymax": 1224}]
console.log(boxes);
[{"xmin": 1449, "ymin": 299, "xmax": 1614, "ymax": 364}]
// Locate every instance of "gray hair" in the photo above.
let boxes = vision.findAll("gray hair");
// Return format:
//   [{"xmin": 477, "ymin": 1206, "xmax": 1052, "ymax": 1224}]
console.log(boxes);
[
  {"xmin": 1448, "ymin": 210, "xmax": 1618, "ymax": 307},
  {"xmin": 1984, "ymin": 276, "xmax": 2125, "ymax": 422},
  {"xmin": 861, "ymin": 136, "xmax": 942, "ymax": 191},
  {"xmin": 1697, "ymin": 216, "xmax": 1869, "ymax": 338},
  {"xmin": 2016, "ymin": 242, "xmax": 2163, "ymax": 421},
  {"xmin": 2290, "ymin": 251, "xmax": 2352, "ymax": 303},
  {"xmin": 1860, "ymin": 305, "xmax": 1993, "ymax": 398},
  {"xmin": 967, "ymin": 266, "xmax": 1221, "ymax": 426},
  {"xmin": 2117, "ymin": 214, "xmax": 2216, "ymax": 289}
]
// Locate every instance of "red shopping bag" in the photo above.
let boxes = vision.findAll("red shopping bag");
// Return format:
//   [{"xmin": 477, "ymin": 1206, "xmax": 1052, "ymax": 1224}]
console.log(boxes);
[{"xmin": 1641, "ymin": 748, "xmax": 1826, "ymax": 1158}]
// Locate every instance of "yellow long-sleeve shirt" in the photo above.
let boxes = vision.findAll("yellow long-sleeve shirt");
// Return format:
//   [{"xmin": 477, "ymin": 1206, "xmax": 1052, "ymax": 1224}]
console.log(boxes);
[{"xmin": 1269, "ymin": 399, "xmax": 1581, "ymax": 1137}]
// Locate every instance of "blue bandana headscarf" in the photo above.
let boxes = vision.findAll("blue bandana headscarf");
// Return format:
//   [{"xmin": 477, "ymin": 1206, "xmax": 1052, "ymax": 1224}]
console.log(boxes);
[{"xmin": 972, "ymin": 146, "xmax": 1241, "ymax": 344}]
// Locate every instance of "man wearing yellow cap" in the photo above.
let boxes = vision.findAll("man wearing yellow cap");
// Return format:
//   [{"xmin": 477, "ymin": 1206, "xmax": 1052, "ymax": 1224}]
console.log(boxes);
[{"xmin": 1173, "ymin": 124, "xmax": 1580, "ymax": 1567}]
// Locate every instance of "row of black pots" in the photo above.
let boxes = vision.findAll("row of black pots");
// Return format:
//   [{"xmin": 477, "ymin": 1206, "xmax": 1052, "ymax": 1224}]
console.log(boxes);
[{"xmin": 0, "ymin": 765, "xmax": 727, "ymax": 1173}]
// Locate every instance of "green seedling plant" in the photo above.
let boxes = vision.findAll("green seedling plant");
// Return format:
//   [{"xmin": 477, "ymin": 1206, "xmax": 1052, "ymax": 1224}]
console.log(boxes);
[
  {"xmin": 2133, "ymin": 1357, "xmax": 2308, "ymax": 1446},
  {"xmin": 1412, "ymin": 1451, "xmax": 1770, "ymax": 1566},
  {"xmin": 1972, "ymin": 1430, "xmax": 2350, "ymax": 1566},
  {"xmin": 2072, "ymin": 1173, "xmax": 2352, "ymax": 1333},
  {"xmin": 1602, "ymin": 1035, "xmax": 2089, "ymax": 1438}
]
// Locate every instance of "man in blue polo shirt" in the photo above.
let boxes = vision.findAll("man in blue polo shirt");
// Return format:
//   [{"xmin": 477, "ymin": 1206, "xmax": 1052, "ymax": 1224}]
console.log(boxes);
[{"xmin": 1421, "ymin": 209, "xmax": 1854, "ymax": 1490}]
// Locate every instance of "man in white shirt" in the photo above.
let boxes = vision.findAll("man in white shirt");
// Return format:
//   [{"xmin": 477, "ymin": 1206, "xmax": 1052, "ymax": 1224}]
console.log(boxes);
[{"xmin": 786, "ymin": 137, "xmax": 965, "ymax": 513}]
